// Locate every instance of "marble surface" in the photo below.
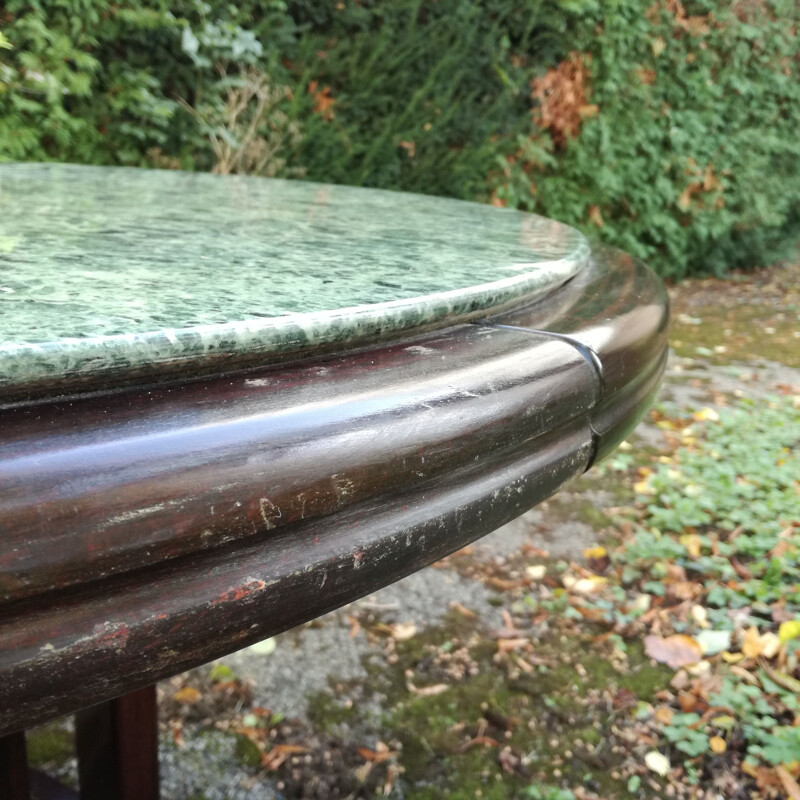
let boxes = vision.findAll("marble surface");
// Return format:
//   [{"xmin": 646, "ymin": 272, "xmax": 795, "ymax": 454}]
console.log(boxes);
[{"xmin": 0, "ymin": 163, "xmax": 589, "ymax": 395}]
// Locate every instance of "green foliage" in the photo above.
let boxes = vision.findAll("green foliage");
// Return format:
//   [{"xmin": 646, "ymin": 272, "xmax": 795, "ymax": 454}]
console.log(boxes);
[
  {"xmin": 491, "ymin": 0, "xmax": 800, "ymax": 277},
  {"xmin": 279, "ymin": 0, "xmax": 560, "ymax": 200},
  {"xmin": 643, "ymin": 399, "xmax": 800, "ymax": 538},
  {"xmin": 617, "ymin": 397, "xmax": 800, "ymax": 773},
  {"xmin": 1, "ymin": 0, "xmax": 798, "ymax": 277},
  {"xmin": 662, "ymin": 713, "xmax": 709, "ymax": 757},
  {"xmin": 523, "ymin": 787, "xmax": 577, "ymax": 800}
]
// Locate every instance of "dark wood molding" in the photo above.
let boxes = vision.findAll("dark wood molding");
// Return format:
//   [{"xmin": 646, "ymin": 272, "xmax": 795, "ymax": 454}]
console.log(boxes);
[{"xmin": 0, "ymin": 244, "xmax": 668, "ymax": 737}]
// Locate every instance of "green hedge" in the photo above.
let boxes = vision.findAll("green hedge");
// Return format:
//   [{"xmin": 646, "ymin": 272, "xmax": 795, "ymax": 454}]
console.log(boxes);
[{"xmin": 1, "ymin": 0, "xmax": 798, "ymax": 278}]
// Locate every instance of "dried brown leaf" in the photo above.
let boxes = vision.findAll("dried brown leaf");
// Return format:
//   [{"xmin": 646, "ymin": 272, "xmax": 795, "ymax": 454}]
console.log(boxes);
[
  {"xmin": 449, "ymin": 601, "xmax": 477, "ymax": 619},
  {"xmin": 645, "ymin": 634, "xmax": 703, "ymax": 668},
  {"xmin": 777, "ymin": 766, "xmax": 800, "ymax": 800},
  {"xmin": 173, "ymin": 687, "xmax": 202, "ymax": 704},
  {"xmin": 407, "ymin": 681, "xmax": 449, "ymax": 697}
]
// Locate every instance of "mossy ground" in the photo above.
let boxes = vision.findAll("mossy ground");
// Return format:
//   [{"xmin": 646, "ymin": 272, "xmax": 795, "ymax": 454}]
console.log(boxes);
[{"xmin": 668, "ymin": 257, "xmax": 800, "ymax": 368}]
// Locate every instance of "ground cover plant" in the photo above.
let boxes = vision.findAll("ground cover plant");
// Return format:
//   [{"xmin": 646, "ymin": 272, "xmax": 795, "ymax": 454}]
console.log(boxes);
[{"xmin": 1, "ymin": 0, "xmax": 798, "ymax": 278}]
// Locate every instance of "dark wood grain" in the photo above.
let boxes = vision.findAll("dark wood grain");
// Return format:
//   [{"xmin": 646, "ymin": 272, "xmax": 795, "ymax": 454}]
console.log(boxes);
[
  {"xmin": 0, "ymin": 731, "xmax": 29, "ymax": 800},
  {"xmin": 0, "ymin": 327, "xmax": 593, "ymax": 603},
  {"xmin": 76, "ymin": 686, "xmax": 158, "ymax": 800},
  {"xmin": 0, "ymin": 242, "xmax": 668, "ymax": 738},
  {"xmin": 486, "ymin": 245, "xmax": 669, "ymax": 462}
]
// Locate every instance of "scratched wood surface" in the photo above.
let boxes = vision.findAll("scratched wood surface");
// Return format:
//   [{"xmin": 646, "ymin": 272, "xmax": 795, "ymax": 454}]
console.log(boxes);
[{"xmin": 0, "ymin": 244, "xmax": 667, "ymax": 736}]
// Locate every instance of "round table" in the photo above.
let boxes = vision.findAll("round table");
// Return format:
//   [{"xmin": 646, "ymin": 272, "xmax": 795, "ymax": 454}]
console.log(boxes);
[{"xmin": 0, "ymin": 164, "xmax": 668, "ymax": 799}]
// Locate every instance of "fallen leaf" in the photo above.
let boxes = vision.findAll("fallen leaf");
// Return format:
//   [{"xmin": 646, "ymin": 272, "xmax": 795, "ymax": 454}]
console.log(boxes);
[
  {"xmin": 669, "ymin": 580, "xmax": 702, "ymax": 600},
  {"xmin": 677, "ymin": 691, "xmax": 698, "ymax": 712},
  {"xmin": 390, "ymin": 622, "xmax": 417, "ymax": 641},
  {"xmin": 691, "ymin": 604, "xmax": 709, "ymax": 627},
  {"xmin": 487, "ymin": 577, "xmax": 524, "ymax": 591},
  {"xmin": 525, "ymin": 564, "xmax": 547, "ymax": 580},
  {"xmin": 742, "ymin": 626, "xmax": 781, "ymax": 659},
  {"xmin": 670, "ymin": 669, "xmax": 690, "ymax": 690},
  {"xmin": 778, "ymin": 767, "xmax": 800, "ymax": 800},
  {"xmin": 772, "ymin": 603, "xmax": 795, "ymax": 623},
  {"xmin": 688, "ymin": 659, "xmax": 711, "ymax": 677},
  {"xmin": 514, "ymin": 653, "xmax": 535, "ymax": 673},
  {"xmin": 696, "ymin": 629, "xmax": 732, "ymax": 655},
  {"xmin": 588, "ymin": 204, "xmax": 604, "ymax": 227},
  {"xmin": 645, "ymin": 750, "xmax": 670, "ymax": 777},
  {"xmin": 742, "ymin": 626, "xmax": 763, "ymax": 658},
  {"xmin": 521, "ymin": 544, "xmax": 549, "ymax": 558},
  {"xmin": 645, "ymin": 634, "xmax": 703, "ymax": 668},
  {"xmin": 458, "ymin": 736, "xmax": 500, "ymax": 751},
  {"xmin": 373, "ymin": 622, "xmax": 417, "ymax": 640},
  {"xmin": 449, "ymin": 601, "xmax": 477, "ymax": 619},
  {"xmin": 173, "ymin": 686, "xmax": 202, "ymax": 704},
  {"xmin": 680, "ymin": 533, "xmax": 702, "ymax": 558},
  {"xmin": 655, "ymin": 705, "xmax": 674, "ymax": 724},
  {"xmin": 397, "ymin": 140, "xmax": 416, "ymax": 158},
  {"xmin": 761, "ymin": 633, "xmax": 782, "ymax": 658},
  {"xmin": 651, "ymin": 36, "xmax": 666, "ymax": 57},
  {"xmin": 730, "ymin": 665, "xmax": 760, "ymax": 685},
  {"xmin": 779, "ymin": 620, "xmax": 800, "ymax": 643},
  {"xmin": 744, "ymin": 763, "xmax": 785, "ymax": 791},
  {"xmin": 247, "ymin": 638, "xmax": 276, "ymax": 656},
  {"xmin": 709, "ymin": 736, "xmax": 726, "ymax": 754},
  {"xmin": 359, "ymin": 743, "xmax": 397, "ymax": 763},
  {"xmin": 497, "ymin": 638, "xmax": 529, "ymax": 653},
  {"xmin": 631, "ymin": 594, "xmax": 652, "ymax": 614},
  {"xmin": 563, "ymin": 575, "xmax": 607, "ymax": 594},
  {"xmin": 760, "ymin": 661, "xmax": 800, "ymax": 693},
  {"xmin": 721, "ymin": 651, "xmax": 745, "ymax": 664},
  {"xmin": 308, "ymin": 82, "xmax": 335, "ymax": 120},
  {"xmin": 407, "ymin": 681, "xmax": 449, "ymax": 697},
  {"xmin": 262, "ymin": 744, "xmax": 308, "ymax": 770},
  {"xmin": 171, "ymin": 722, "xmax": 185, "ymax": 747},
  {"xmin": 583, "ymin": 546, "xmax": 607, "ymax": 559},
  {"xmin": 693, "ymin": 407, "xmax": 720, "ymax": 422}
]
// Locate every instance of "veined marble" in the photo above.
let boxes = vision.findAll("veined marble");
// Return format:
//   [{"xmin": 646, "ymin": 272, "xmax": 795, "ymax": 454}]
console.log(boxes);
[{"xmin": 0, "ymin": 163, "xmax": 589, "ymax": 396}]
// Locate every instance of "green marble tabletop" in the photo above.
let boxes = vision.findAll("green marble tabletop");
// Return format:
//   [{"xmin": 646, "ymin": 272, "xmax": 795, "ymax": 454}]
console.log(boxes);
[{"xmin": 0, "ymin": 163, "xmax": 589, "ymax": 398}]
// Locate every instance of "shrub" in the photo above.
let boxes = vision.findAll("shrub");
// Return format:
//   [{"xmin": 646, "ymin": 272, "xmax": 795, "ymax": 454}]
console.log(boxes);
[
  {"xmin": 491, "ymin": 0, "xmax": 800, "ymax": 278},
  {"xmin": 1, "ymin": 0, "xmax": 797, "ymax": 278}
]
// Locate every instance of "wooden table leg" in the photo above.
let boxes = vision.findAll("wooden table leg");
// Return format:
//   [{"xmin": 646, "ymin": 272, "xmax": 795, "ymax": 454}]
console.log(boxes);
[
  {"xmin": 0, "ymin": 731, "xmax": 30, "ymax": 800},
  {"xmin": 75, "ymin": 685, "xmax": 159, "ymax": 800},
  {"xmin": 28, "ymin": 770, "xmax": 79, "ymax": 800}
]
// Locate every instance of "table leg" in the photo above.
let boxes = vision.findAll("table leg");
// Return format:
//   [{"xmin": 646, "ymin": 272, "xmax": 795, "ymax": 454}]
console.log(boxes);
[
  {"xmin": 75, "ymin": 685, "xmax": 159, "ymax": 800},
  {"xmin": 28, "ymin": 770, "xmax": 79, "ymax": 800},
  {"xmin": 0, "ymin": 731, "xmax": 30, "ymax": 800}
]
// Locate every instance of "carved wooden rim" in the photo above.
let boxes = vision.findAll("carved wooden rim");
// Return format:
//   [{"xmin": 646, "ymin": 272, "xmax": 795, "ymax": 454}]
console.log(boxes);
[{"xmin": 0, "ymin": 245, "xmax": 668, "ymax": 735}]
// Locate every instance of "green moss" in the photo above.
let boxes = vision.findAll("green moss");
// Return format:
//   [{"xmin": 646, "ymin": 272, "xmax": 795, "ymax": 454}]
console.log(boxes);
[
  {"xmin": 671, "ymin": 305, "xmax": 800, "ymax": 367},
  {"xmin": 25, "ymin": 723, "xmax": 73, "ymax": 768},
  {"xmin": 369, "ymin": 618, "xmax": 671, "ymax": 798},
  {"xmin": 306, "ymin": 689, "xmax": 360, "ymax": 732},
  {"xmin": 233, "ymin": 733, "xmax": 262, "ymax": 768}
]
